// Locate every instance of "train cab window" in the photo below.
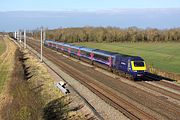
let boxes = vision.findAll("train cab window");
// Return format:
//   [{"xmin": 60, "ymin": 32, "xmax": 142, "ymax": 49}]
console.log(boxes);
[{"xmin": 134, "ymin": 61, "xmax": 144, "ymax": 67}]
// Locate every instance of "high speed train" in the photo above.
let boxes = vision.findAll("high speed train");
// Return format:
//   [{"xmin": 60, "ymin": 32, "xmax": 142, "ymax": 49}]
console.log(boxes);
[{"xmin": 44, "ymin": 39, "xmax": 147, "ymax": 80}]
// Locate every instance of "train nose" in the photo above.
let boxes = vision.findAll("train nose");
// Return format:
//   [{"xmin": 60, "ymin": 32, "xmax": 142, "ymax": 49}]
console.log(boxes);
[{"xmin": 137, "ymin": 74, "xmax": 144, "ymax": 77}]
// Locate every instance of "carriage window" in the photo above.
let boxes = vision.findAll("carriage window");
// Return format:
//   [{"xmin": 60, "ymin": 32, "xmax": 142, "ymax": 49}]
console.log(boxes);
[
  {"xmin": 58, "ymin": 45, "xmax": 62, "ymax": 48},
  {"xmin": 81, "ymin": 50, "xmax": 90, "ymax": 57},
  {"xmin": 94, "ymin": 54, "xmax": 108, "ymax": 62},
  {"xmin": 71, "ymin": 48, "xmax": 78, "ymax": 53},
  {"xmin": 64, "ymin": 46, "xmax": 69, "ymax": 51}
]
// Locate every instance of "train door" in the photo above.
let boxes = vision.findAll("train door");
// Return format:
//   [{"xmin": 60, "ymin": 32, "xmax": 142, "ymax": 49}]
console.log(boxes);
[
  {"xmin": 108, "ymin": 56, "xmax": 112, "ymax": 67},
  {"xmin": 128, "ymin": 59, "xmax": 131, "ymax": 71}
]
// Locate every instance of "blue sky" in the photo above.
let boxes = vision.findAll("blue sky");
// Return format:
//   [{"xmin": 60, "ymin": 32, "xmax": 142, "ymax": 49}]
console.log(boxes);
[
  {"xmin": 0, "ymin": 1, "xmax": 180, "ymax": 31},
  {"xmin": 1, "ymin": 0, "xmax": 180, "ymax": 11}
]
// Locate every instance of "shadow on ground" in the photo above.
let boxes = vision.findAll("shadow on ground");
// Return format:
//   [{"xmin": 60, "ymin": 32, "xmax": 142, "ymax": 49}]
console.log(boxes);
[
  {"xmin": 43, "ymin": 96, "xmax": 84, "ymax": 120},
  {"xmin": 143, "ymin": 72, "xmax": 175, "ymax": 81}
]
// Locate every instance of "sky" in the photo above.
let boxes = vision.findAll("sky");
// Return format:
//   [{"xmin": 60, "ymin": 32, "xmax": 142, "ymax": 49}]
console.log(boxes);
[
  {"xmin": 1, "ymin": 0, "xmax": 180, "ymax": 11},
  {"xmin": 0, "ymin": 0, "xmax": 180, "ymax": 31}
]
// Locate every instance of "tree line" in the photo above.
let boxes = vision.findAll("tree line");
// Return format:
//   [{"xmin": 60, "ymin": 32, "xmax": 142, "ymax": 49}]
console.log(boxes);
[{"xmin": 33, "ymin": 27, "xmax": 180, "ymax": 43}]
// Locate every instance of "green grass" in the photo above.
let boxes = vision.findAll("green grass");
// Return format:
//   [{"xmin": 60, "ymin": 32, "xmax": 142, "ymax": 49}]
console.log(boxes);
[
  {"xmin": 0, "ymin": 39, "xmax": 7, "ymax": 92},
  {"xmin": 0, "ymin": 64, "xmax": 9, "ymax": 92},
  {"xmin": 75, "ymin": 42, "xmax": 180, "ymax": 73},
  {"xmin": 0, "ymin": 38, "xmax": 6, "ymax": 56}
]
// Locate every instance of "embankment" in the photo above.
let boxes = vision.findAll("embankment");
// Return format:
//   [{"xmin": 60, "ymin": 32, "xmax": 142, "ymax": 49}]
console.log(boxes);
[{"xmin": 0, "ymin": 37, "xmax": 87, "ymax": 119}]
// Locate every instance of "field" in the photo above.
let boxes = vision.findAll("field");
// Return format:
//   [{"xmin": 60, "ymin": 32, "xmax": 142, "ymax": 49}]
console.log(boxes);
[{"xmin": 75, "ymin": 42, "xmax": 180, "ymax": 74}]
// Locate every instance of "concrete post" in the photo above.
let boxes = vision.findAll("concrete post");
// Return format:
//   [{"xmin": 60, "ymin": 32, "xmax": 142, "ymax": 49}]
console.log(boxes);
[
  {"xmin": 24, "ymin": 30, "xmax": 26, "ymax": 49},
  {"xmin": 20, "ymin": 31, "xmax": 22, "ymax": 43},
  {"xmin": 43, "ymin": 28, "xmax": 46, "ymax": 43},
  {"xmin": 14, "ymin": 31, "xmax": 16, "ymax": 39}
]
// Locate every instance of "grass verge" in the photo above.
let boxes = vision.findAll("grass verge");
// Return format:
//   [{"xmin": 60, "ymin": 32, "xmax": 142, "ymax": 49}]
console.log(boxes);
[
  {"xmin": 0, "ymin": 36, "xmax": 18, "ymax": 120},
  {"xmin": 1, "ymin": 43, "xmax": 87, "ymax": 119},
  {"xmin": 0, "ymin": 36, "xmax": 6, "ymax": 56},
  {"xmin": 0, "ymin": 36, "xmax": 15, "ymax": 93}
]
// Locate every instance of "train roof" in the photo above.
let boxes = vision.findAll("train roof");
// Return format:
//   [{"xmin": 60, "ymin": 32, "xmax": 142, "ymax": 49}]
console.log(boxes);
[
  {"xmin": 56, "ymin": 42, "xmax": 64, "ymax": 45},
  {"xmin": 45, "ymin": 39, "xmax": 54, "ymax": 42},
  {"xmin": 80, "ymin": 47, "xmax": 96, "ymax": 52},
  {"xmin": 130, "ymin": 56, "xmax": 144, "ymax": 61},
  {"xmin": 45, "ymin": 40, "xmax": 57, "ymax": 44},
  {"xmin": 70, "ymin": 45, "xmax": 84, "ymax": 49},
  {"xmin": 116, "ymin": 54, "xmax": 144, "ymax": 61},
  {"xmin": 63, "ymin": 43, "xmax": 72, "ymax": 47},
  {"xmin": 117, "ymin": 53, "xmax": 133, "ymax": 57},
  {"xmin": 93, "ymin": 49, "xmax": 119, "ymax": 57},
  {"xmin": 93, "ymin": 49, "xmax": 144, "ymax": 60},
  {"xmin": 45, "ymin": 40, "xmax": 144, "ymax": 61}
]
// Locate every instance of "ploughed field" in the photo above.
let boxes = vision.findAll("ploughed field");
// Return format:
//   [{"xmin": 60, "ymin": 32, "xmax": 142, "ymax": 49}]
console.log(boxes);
[{"xmin": 75, "ymin": 42, "xmax": 180, "ymax": 74}]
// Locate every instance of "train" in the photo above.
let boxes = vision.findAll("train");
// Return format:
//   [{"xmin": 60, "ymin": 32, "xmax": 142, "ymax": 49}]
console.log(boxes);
[{"xmin": 44, "ymin": 39, "xmax": 147, "ymax": 80}]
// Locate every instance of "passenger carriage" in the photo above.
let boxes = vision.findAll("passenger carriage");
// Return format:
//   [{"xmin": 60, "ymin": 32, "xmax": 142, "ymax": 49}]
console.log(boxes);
[
  {"xmin": 79, "ymin": 47, "xmax": 96, "ymax": 64},
  {"xmin": 69, "ymin": 45, "xmax": 84, "ymax": 59}
]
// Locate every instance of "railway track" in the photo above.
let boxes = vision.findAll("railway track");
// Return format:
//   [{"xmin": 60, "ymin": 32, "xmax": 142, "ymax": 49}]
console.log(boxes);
[
  {"xmin": 138, "ymin": 81, "xmax": 180, "ymax": 101},
  {"xmin": 143, "ymin": 72, "xmax": 180, "ymax": 97},
  {"xmin": 157, "ymin": 80, "xmax": 180, "ymax": 91},
  {"xmin": 27, "ymin": 39, "xmax": 155, "ymax": 120},
  {"xmin": 144, "ymin": 72, "xmax": 179, "ymax": 90},
  {"xmin": 26, "ymin": 39, "xmax": 180, "ymax": 120},
  {"xmin": 50, "ymin": 56, "xmax": 153, "ymax": 120}
]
